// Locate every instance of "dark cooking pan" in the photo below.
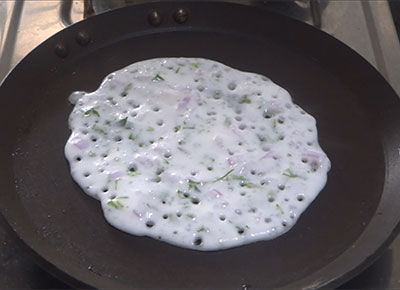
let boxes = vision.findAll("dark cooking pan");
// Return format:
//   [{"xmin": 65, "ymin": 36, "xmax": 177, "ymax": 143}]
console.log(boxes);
[{"xmin": 1, "ymin": 1, "xmax": 400, "ymax": 289}]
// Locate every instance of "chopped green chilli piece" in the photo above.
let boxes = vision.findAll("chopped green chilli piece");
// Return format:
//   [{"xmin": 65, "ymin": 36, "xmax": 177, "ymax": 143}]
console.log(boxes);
[
  {"xmin": 152, "ymin": 74, "xmax": 165, "ymax": 82},
  {"xmin": 276, "ymin": 204, "xmax": 284, "ymax": 215},
  {"xmin": 272, "ymin": 119, "xmax": 277, "ymax": 129},
  {"xmin": 84, "ymin": 108, "xmax": 100, "ymax": 117},
  {"xmin": 118, "ymin": 117, "xmax": 128, "ymax": 127},
  {"xmin": 214, "ymin": 169, "xmax": 234, "ymax": 182},
  {"xmin": 127, "ymin": 170, "xmax": 140, "ymax": 176},
  {"xmin": 108, "ymin": 200, "xmax": 123, "ymax": 209},
  {"xmin": 282, "ymin": 169, "xmax": 298, "ymax": 178},
  {"xmin": 240, "ymin": 98, "xmax": 251, "ymax": 104}
]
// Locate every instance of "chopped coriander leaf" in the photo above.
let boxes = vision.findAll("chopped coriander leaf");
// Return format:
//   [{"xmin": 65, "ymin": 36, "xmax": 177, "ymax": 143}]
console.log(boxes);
[
  {"xmin": 282, "ymin": 169, "xmax": 298, "ymax": 178},
  {"xmin": 256, "ymin": 133, "xmax": 266, "ymax": 142},
  {"xmin": 118, "ymin": 196, "xmax": 129, "ymax": 199},
  {"xmin": 276, "ymin": 204, "xmax": 284, "ymax": 215},
  {"xmin": 188, "ymin": 179, "xmax": 201, "ymax": 192},
  {"xmin": 84, "ymin": 107, "xmax": 100, "ymax": 117},
  {"xmin": 231, "ymin": 174, "xmax": 247, "ymax": 181},
  {"xmin": 127, "ymin": 170, "xmax": 141, "ymax": 176},
  {"xmin": 152, "ymin": 74, "xmax": 165, "ymax": 82},
  {"xmin": 118, "ymin": 117, "xmax": 128, "ymax": 127},
  {"xmin": 88, "ymin": 151, "xmax": 96, "ymax": 157},
  {"xmin": 147, "ymin": 127, "xmax": 155, "ymax": 132},
  {"xmin": 128, "ymin": 134, "xmax": 135, "ymax": 140},
  {"xmin": 182, "ymin": 126, "xmax": 195, "ymax": 129},
  {"xmin": 122, "ymin": 83, "xmax": 132, "ymax": 94},
  {"xmin": 235, "ymin": 226, "xmax": 245, "ymax": 234},
  {"xmin": 107, "ymin": 200, "xmax": 124, "ymax": 209},
  {"xmin": 174, "ymin": 125, "xmax": 181, "ymax": 132},
  {"xmin": 186, "ymin": 213, "xmax": 195, "ymax": 219},
  {"xmin": 177, "ymin": 146, "xmax": 186, "ymax": 153},
  {"xmin": 214, "ymin": 169, "xmax": 234, "ymax": 182},
  {"xmin": 146, "ymin": 203, "xmax": 156, "ymax": 209},
  {"xmin": 224, "ymin": 117, "xmax": 232, "ymax": 127},
  {"xmin": 197, "ymin": 227, "xmax": 206, "ymax": 232},
  {"xmin": 188, "ymin": 179, "xmax": 201, "ymax": 185},
  {"xmin": 241, "ymin": 182, "xmax": 260, "ymax": 188},
  {"xmin": 177, "ymin": 189, "xmax": 190, "ymax": 199},
  {"xmin": 240, "ymin": 98, "xmax": 251, "ymax": 104},
  {"xmin": 114, "ymin": 179, "xmax": 119, "ymax": 190},
  {"xmin": 272, "ymin": 119, "xmax": 277, "ymax": 129},
  {"xmin": 92, "ymin": 124, "xmax": 107, "ymax": 135},
  {"xmin": 190, "ymin": 63, "xmax": 199, "ymax": 68},
  {"xmin": 191, "ymin": 185, "xmax": 200, "ymax": 192},
  {"xmin": 175, "ymin": 67, "xmax": 180, "ymax": 74}
]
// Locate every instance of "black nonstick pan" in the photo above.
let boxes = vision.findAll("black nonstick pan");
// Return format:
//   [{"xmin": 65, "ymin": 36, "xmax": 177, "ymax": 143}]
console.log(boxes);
[{"xmin": 1, "ymin": 1, "xmax": 400, "ymax": 289}]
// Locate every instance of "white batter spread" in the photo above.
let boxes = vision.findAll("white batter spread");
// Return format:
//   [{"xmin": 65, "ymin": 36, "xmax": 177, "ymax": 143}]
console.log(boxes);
[{"xmin": 65, "ymin": 58, "xmax": 331, "ymax": 250}]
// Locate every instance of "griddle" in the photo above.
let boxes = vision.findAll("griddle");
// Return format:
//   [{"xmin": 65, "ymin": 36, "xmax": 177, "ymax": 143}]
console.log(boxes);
[{"xmin": 1, "ymin": 1, "xmax": 400, "ymax": 288}]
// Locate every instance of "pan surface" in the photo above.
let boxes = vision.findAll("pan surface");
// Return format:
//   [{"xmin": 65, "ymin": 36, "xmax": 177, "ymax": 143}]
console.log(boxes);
[{"xmin": 1, "ymin": 1, "xmax": 400, "ymax": 289}]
